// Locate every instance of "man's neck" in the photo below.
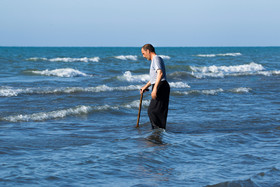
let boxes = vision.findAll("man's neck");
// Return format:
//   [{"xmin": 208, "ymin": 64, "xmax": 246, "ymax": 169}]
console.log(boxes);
[{"xmin": 150, "ymin": 52, "xmax": 156, "ymax": 61}]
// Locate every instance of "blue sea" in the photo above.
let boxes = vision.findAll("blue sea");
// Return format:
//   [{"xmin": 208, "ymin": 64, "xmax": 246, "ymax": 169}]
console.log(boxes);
[{"xmin": 0, "ymin": 47, "xmax": 280, "ymax": 186}]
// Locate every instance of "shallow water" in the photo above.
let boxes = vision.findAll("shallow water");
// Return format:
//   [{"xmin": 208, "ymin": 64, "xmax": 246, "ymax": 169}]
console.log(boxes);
[{"xmin": 0, "ymin": 47, "xmax": 280, "ymax": 186}]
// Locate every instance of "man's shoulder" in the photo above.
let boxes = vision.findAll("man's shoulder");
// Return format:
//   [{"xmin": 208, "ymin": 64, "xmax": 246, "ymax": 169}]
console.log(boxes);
[{"xmin": 153, "ymin": 55, "xmax": 163, "ymax": 62}]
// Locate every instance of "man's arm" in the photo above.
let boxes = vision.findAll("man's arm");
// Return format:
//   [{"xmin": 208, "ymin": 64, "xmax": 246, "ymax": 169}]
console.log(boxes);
[
  {"xmin": 140, "ymin": 81, "xmax": 151, "ymax": 94},
  {"xmin": 151, "ymin": 69, "xmax": 163, "ymax": 99}
]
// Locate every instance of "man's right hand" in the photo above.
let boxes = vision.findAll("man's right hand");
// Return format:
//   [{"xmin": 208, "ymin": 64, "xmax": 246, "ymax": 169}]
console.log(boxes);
[{"xmin": 140, "ymin": 87, "xmax": 149, "ymax": 94}]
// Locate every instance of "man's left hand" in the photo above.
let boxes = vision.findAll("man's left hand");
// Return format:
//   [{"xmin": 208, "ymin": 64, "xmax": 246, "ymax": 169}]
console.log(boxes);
[{"xmin": 151, "ymin": 90, "xmax": 157, "ymax": 99}]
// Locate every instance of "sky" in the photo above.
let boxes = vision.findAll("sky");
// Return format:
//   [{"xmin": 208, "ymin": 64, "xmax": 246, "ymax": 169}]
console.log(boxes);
[{"xmin": 0, "ymin": 0, "xmax": 280, "ymax": 47}]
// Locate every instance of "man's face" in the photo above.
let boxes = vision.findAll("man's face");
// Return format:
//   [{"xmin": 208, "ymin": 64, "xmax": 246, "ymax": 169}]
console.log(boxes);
[{"xmin": 141, "ymin": 48, "xmax": 151, "ymax": 60}]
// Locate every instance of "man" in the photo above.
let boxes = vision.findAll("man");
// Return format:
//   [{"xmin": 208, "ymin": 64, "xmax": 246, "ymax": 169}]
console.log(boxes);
[{"xmin": 140, "ymin": 44, "xmax": 170, "ymax": 129}]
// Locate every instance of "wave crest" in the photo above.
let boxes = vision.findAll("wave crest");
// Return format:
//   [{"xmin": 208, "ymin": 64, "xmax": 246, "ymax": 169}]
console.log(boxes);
[
  {"xmin": 0, "ymin": 87, "xmax": 21, "ymax": 97},
  {"xmin": 196, "ymin": 53, "xmax": 242, "ymax": 57},
  {"xmin": 118, "ymin": 71, "xmax": 150, "ymax": 82},
  {"xmin": 2, "ymin": 105, "xmax": 92, "ymax": 122},
  {"xmin": 1, "ymin": 99, "xmax": 151, "ymax": 122},
  {"xmin": 169, "ymin": 82, "xmax": 190, "ymax": 88},
  {"xmin": 30, "ymin": 68, "xmax": 89, "ymax": 77},
  {"xmin": 175, "ymin": 87, "xmax": 252, "ymax": 95},
  {"xmin": 190, "ymin": 62, "xmax": 265, "ymax": 78},
  {"xmin": 27, "ymin": 57, "xmax": 100, "ymax": 62},
  {"xmin": 0, "ymin": 82, "xmax": 190, "ymax": 97},
  {"xmin": 114, "ymin": 55, "xmax": 137, "ymax": 61},
  {"xmin": 159, "ymin": 55, "xmax": 171, "ymax": 59}
]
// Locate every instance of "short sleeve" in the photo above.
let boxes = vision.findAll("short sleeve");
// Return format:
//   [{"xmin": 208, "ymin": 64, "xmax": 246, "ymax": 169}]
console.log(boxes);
[{"xmin": 153, "ymin": 56, "xmax": 164, "ymax": 71}]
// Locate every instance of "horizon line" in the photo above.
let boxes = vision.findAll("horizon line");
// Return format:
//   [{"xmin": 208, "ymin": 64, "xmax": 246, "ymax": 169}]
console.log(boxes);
[{"xmin": 1, "ymin": 45, "xmax": 280, "ymax": 48}]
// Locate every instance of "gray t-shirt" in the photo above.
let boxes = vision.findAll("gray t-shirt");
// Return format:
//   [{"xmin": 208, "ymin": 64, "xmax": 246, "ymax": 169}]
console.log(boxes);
[{"xmin": 150, "ymin": 55, "xmax": 167, "ymax": 84}]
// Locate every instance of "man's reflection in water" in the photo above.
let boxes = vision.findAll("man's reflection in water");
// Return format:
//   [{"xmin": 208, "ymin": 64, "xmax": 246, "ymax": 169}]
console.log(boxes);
[{"xmin": 146, "ymin": 129, "xmax": 166, "ymax": 145}]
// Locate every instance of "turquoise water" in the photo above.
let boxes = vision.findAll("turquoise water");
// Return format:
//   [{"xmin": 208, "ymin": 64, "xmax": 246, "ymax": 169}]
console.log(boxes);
[{"xmin": 0, "ymin": 47, "xmax": 280, "ymax": 186}]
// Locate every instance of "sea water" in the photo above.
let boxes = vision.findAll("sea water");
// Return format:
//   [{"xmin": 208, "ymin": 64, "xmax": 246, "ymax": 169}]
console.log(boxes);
[{"xmin": 0, "ymin": 47, "xmax": 280, "ymax": 186}]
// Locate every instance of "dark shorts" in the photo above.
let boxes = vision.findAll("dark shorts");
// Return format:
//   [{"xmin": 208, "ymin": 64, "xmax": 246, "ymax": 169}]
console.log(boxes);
[{"xmin": 148, "ymin": 80, "xmax": 170, "ymax": 129}]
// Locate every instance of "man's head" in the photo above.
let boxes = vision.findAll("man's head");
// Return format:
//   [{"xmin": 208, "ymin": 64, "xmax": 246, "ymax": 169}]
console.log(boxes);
[{"xmin": 141, "ymin": 44, "xmax": 155, "ymax": 61}]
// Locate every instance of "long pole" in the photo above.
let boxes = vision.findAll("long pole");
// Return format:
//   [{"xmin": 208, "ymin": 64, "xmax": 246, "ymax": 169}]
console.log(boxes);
[{"xmin": 136, "ymin": 92, "xmax": 143, "ymax": 128}]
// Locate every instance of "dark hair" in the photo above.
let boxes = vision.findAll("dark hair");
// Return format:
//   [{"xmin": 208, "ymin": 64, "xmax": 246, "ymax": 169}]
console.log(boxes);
[{"xmin": 142, "ymin": 44, "xmax": 155, "ymax": 53}]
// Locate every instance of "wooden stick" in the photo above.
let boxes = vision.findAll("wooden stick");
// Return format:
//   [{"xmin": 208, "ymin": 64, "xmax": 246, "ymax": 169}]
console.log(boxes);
[{"xmin": 136, "ymin": 92, "xmax": 144, "ymax": 128}]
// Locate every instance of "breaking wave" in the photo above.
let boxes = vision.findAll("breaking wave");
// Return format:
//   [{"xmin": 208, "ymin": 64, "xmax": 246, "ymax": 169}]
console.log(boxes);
[
  {"xmin": 191, "ymin": 62, "xmax": 264, "ymax": 74},
  {"xmin": 27, "ymin": 57, "xmax": 48, "ymax": 61},
  {"xmin": 169, "ymin": 82, "xmax": 190, "ymax": 88},
  {"xmin": 190, "ymin": 62, "xmax": 270, "ymax": 78},
  {"xmin": 113, "ymin": 55, "xmax": 171, "ymax": 61},
  {"xmin": 175, "ymin": 87, "xmax": 252, "ymax": 95},
  {"xmin": 1, "ymin": 105, "xmax": 93, "ymax": 122},
  {"xmin": 1, "ymin": 99, "xmax": 150, "ymax": 122},
  {"xmin": 1, "ymin": 81, "xmax": 190, "ymax": 97},
  {"xmin": 114, "ymin": 55, "xmax": 137, "ymax": 61},
  {"xmin": 27, "ymin": 57, "xmax": 100, "ymax": 62},
  {"xmin": 257, "ymin": 70, "xmax": 280, "ymax": 76},
  {"xmin": 29, "ymin": 68, "xmax": 89, "ymax": 77},
  {"xmin": 169, "ymin": 62, "xmax": 276, "ymax": 79},
  {"xmin": 118, "ymin": 71, "xmax": 191, "ymax": 88},
  {"xmin": 0, "ymin": 87, "xmax": 22, "ymax": 97},
  {"xmin": 195, "ymin": 53, "xmax": 242, "ymax": 57},
  {"xmin": 229, "ymin": 87, "xmax": 252, "ymax": 93},
  {"xmin": 158, "ymin": 55, "xmax": 171, "ymax": 60},
  {"xmin": 0, "ymin": 85, "xmax": 141, "ymax": 97},
  {"xmin": 122, "ymin": 99, "xmax": 150, "ymax": 109},
  {"xmin": 26, "ymin": 55, "xmax": 171, "ymax": 62},
  {"xmin": 117, "ymin": 71, "xmax": 150, "ymax": 82}
]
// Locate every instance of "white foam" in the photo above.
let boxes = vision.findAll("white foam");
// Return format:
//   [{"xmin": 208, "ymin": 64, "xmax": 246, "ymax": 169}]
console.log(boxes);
[
  {"xmin": 196, "ymin": 53, "xmax": 242, "ymax": 57},
  {"xmin": 0, "ymin": 87, "xmax": 52, "ymax": 97},
  {"xmin": 0, "ymin": 87, "xmax": 20, "ymax": 97},
  {"xmin": 175, "ymin": 88, "xmax": 224, "ymax": 95},
  {"xmin": 27, "ymin": 57, "xmax": 100, "ymax": 62},
  {"xmin": 26, "ymin": 57, "xmax": 48, "ymax": 61},
  {"xmin": 175, "ymin": 87, "xmax": 252, "ymax": 95},
  {"xmin": 2, "ymin": 105, "xmax": 93, "ymax": 122},
  {"xmin": 0, "ymin": 85, "xmax": 144, "ymax": 97},
  {"xmin": 229, "ymin": 87, "xmax": 252, "ymax": 93},
  {"xmin": 202, "ymin": 88, "xmax": 224, "ymax": 95},
  {"xmin": 218, "ymin": 53, "xmax": 242, "ymax": 57},
  {"xmin": 2, "ymin": 100, "xmax": 152, "ymax": 122},
  {"xmin": 118, "ymin": 71, "xmax": 192, "ymax": 86},
  {"xmin": 47, "ymin": 85, "xmax": 141, "ymax": 94},
  {"xmin": 49, "ymin": 57, "xmax": 100, "ymax": 62},
  {"xmin": 190, "ymin": 62, "xmax": 265, "ymax": 78},
  {"xmin": 122, "ymin": 99, "xmax": 150, "ymax": 109},
  {"xmin": 81, "ymin": 85, "xmax": 141, "ymax": 92},
  {"xmin": 159, "ymin": 55, "xmax": 171, "ymax": 60},
  {"xmin": 31, "ymin": 68, "xmax": 89, "ymax": 77},
  {"xmin": 196, "ymin": 54, "xmax": 216, "ymax": 58},
  {"xmin": 273, "ymin": 70, "xmax": 280, "ymax": 75},
  {"xmin": 114, "ymin": 55, "xmax": 138, "ymax": 61},
  {"xmin": 94, "ymin": 105, "xmax": 119, "ymax": 111},
  {"xmin": 192, "ymin": 62, "xmax": 264, "ymax": 73},
  {"xmin": 169, "ymin": 82, "xmax": 190, "ymax": 88},
  {"xmin": 258, "ymin": 70, "xmax": 280, "ymax": 76},
  {"xmin": 118, "ymin": 71, "xmax": 150, "ymax": 82},
  {"xmin": 2, "ymin": 104, "xmax": 125, "ymax": 122}
]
